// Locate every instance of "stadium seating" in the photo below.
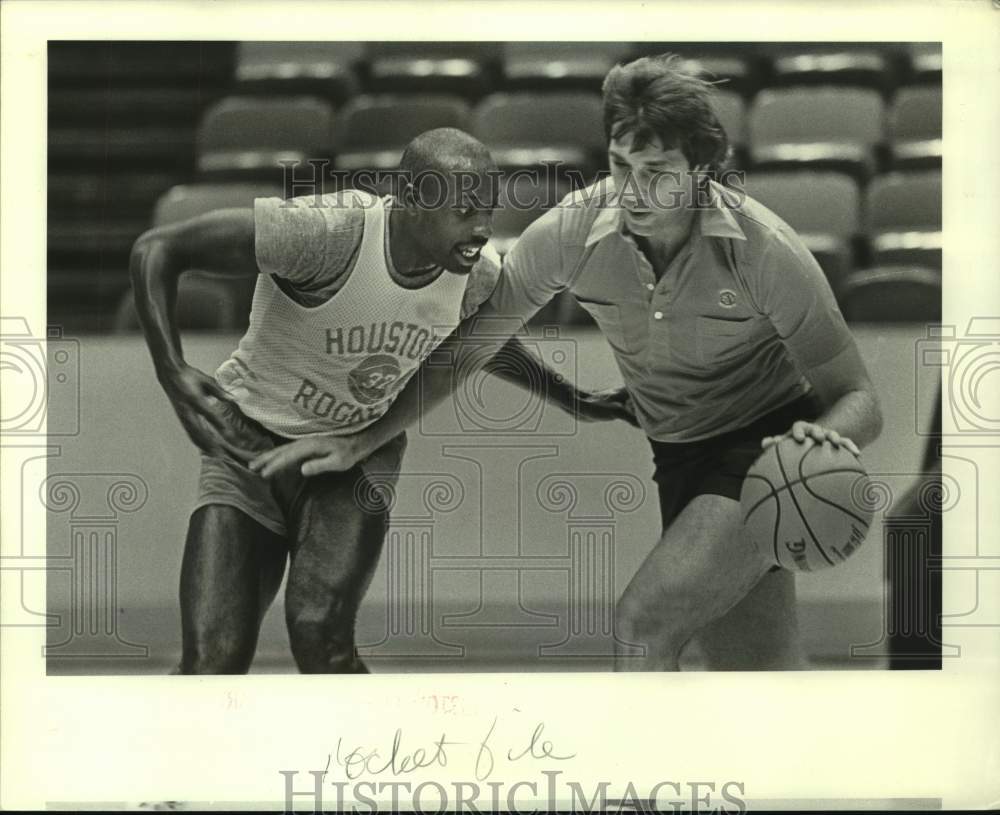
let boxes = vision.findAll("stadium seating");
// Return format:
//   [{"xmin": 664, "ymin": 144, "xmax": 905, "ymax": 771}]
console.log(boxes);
[
  {"xmin": 46, "ymin": 41, "xmax": 947, "ymax": 333},
  {"xmin": 907, "ymin": 43, "xmax": 942, "ymax": 84},
  {"xmin": 838, "ymin": 266, "xmax": 941, "ymax": 322},
  {"xmin": 48, "ymin": 41, "xmax": 236, "ymax": 86},
  {"xmin": 113, "ymin": 274, "xmax": 253, "ymax": 333},
  {"xmin": 48, "ymin": 88, "xmax": 216, "ymax": 125},
  {"xmin": 741, "ymin": 171, "xmax": 861, "ymax": 292},
  {"xmin": 152, "ymin": 182, "xmax": 285, "ymax": 225},
  {"xmin": 748, "ymin": 88, "xmax": 885, "ymax": 181},
  {"xmin": 334, "ymin": 95, "xmax": 471, "ymax": 173},
  {"xmin": 234, "ymin": 42, "xmax": 363, "ymax": 103},
  {"xmin": 195, "ymin": 96, "xmax": 336, "ymax": 181},
  {"xmin": 365, "ymin": 42, "xmax": 499, "ymax": 98},
  {"xmin": 710, "ymin": 90, "xmax": 747, "ymax": 167},
  {"xmin": 887, "ymin": 86, "xmax": 942, "ymax": 170},
  {"xmin": 865, "ymin": 171, "xmax": 942, "ymax": 269},
  {"xmin": 489, "ymin": 174, "xmax": 570, "ymax": 257},
  {"xmin": 768, "ymin": 49, "xmax": 894, "ymax": 94},
  {"xmin": 471, "ymin": 92, "xmax": 605, "ymax": 177},
  {"xmin": 113, "ymin": 182, "xmax": 283, "ymax": 332},
  {"xmin": 501, "ymin": 42, "xmax": 629, "ymax": 92},
  {"xmin": 48, "ymin": 127, "xmax": 196, "ymax": 169},
  {"xmin": 48, "ymin": 172, "xmax": 182, "ymax": 215}
]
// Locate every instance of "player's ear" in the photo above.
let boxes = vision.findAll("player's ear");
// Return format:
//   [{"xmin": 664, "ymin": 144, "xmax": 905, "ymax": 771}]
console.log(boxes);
[{"xmin": 398, "ymin": 181, "xmax": 418, "ymax": 212}]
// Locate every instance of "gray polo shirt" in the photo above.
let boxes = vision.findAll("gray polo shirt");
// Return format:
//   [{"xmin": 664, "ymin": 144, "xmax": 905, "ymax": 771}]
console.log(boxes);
[{"xmin": 488, "ymin": 178, "xmax": 854, "ymax": 442}]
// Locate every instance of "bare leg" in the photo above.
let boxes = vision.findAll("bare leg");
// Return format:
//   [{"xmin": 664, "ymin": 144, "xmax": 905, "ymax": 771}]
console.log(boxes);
[
  {"xmin": 177, "ymin": 505, "xmax": 287, "ymax": 674},
  {"xmin": 614, "ymin": 495, "xmax": 772, "ymax": 671},
  {"xmin": 689, "ymin": 568, "xmax": 808, "ymax": 670},
  {"xmin": 282, "ymin": 469, "xmax": 390, "ymax": 674}
]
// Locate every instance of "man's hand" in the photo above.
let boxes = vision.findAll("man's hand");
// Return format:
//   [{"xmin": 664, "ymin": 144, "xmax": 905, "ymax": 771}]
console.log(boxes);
[
  {"xmin": 249, "ymin": 434, "xmax": 364, "ymax": 479},
  {"xmin": 576, "ymin": 386, "xmax": 640, "ymax": 427},
  {"xmin": 761, "ymin": 420, "xmax": 860, "ymax": 456},
  {"xmin": 159, "ymin": 364, "xmax": 257, "ymax": 462}
]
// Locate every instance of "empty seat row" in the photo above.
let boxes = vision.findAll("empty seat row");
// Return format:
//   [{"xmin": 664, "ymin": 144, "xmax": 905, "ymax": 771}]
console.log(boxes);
[
  {"xmin": 186, "ymin": 85, "xmax": 941, "ymax": 185},
  {"xmin": 228, "ymin": 42, "xmax": 941, "ymax": 101}
]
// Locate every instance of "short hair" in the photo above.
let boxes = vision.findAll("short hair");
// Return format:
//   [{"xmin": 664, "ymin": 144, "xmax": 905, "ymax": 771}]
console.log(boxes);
[
  {"xmin": 601, "ymin": 54, "xmax": 731, "ymax": 174},
  {"xmin": 397, "ymin": 127, "xmax": 496, "ymax": 206}
]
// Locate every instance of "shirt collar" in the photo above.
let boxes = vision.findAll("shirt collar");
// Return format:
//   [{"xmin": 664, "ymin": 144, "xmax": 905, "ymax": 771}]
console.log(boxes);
[{"xmin": 584, "ymin": 179, "xmax": 747, "ymax": 247}]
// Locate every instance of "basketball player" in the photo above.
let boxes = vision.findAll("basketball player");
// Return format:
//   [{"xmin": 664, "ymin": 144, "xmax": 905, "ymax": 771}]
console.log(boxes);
[
  {"xmin": 130, "ymin": 128, "xmax": 631, "ymax": 674},
  {"xmin": 250, "ymin": 57, "xmax": 884, "ymax": 672}
]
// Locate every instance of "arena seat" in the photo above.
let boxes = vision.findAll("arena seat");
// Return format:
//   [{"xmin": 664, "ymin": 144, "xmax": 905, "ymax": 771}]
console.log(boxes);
[
  {"xmin": 838, "ymin": 266, "xmax": 941, "ymax": 322},
  {"xmin": 365, "ymin": 42, "xmax": 498, "ymax": 98},
  {"xmin": 195, "ymin": 96, "xmax": 336, "ymax": 182},
  {"xmin": 113, "ymin": 275, "xmax": 253, "ymax": 333},
  {"xmin": 501, "ymin": 42, "xmax": 629, "ymax": 92},
  {"xmin": 48, "ymin": 220, "xmax": 147, "ymax": 258},
  {"xmin": 907, "ymin": 43, "xmax": 942, "ymax": 84},
  {"xmin": 748, "ymin": 88, "xmax": 885, "ymax": 181},
  {"xmin": 768, "ymin": 49, "xmax": 893, "ymax": 93},
  {"xmin": 887, "ymin": 86, "xmax": 942, "ymax": 170},
  {"xmin": 234, "ymin": 41, "xmax": 363, "ymax": 103},
  {"xmin": 152, "ymin": 182, "xmax": 285, "ymax": 226},
  {"xmin": 48, "ymin": 88, "xmax": 216, "ymax": 125},
  {"xmin": 333, "ymin": 95, "xmax": 471, "ymax": 173},
  {"xmin": 740, "ymin": 171, "xmax": 861, "ymax": 292},
  {"xmin": 111, "ymin": 183, "xmax": 282, "ymax": 333},
  {"xmin": 48, "ymin": 127, "xmax": 195, "ymax": 168},
  {"xmin": 710, "ymin": 90, "xmax": 747, "ymax": 167},
  {"xmin": 471, "ymin": 92, "xmax": 605, "ymax": 177},
  {"xmin": 865, "ymin": 171, "xmax": 942, "ymax": 269},
  {"xmin": 48, "ymin": 172, "xmax": 182, "ymax": 214},
  {"xmin": 48, "ymin": 41, "xmax": 236, "ymax": 86},
  {"xmin": 489, "ymin": 174, "xmax": 570, "ymax": 257}
]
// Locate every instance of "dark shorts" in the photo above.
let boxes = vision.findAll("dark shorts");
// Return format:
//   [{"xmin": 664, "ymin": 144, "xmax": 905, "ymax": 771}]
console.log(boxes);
[
  {"xmin": 649, "ymin": 393, "xmax": 824, "ymax": 533},
  {"xmin": 192, "ymin": 402, "xmax": 407, "ymax": 538}
]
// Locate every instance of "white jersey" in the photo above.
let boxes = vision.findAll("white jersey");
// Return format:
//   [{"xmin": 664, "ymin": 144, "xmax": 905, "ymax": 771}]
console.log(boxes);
[{"xmin": 216, "ymin": 193, "xmax": 470, "ymax": 438}]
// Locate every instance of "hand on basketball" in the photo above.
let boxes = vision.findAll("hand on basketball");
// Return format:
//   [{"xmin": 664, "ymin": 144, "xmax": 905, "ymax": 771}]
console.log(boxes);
[
  {"xmin": 761, "ymin": 421, "xmax": 860, "ymax": 456},
  {"xmin": 159, "ymin": 364, "xmax": 256, "ymax": 462},
  {"xmin": 577, "ymin": 386, "xmax": 641, "ymax": 427},
  {"xmin": 249, "ymin": 434, "xmax": 363, "ymax": 479}
]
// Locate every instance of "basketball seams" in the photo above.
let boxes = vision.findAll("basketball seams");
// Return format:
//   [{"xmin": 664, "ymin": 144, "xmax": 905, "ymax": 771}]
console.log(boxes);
[
  {"xmin": 741, "ymin": 472, "xmax": 781, "ymax": 523},
  {"xmin": 799, "ymin": 473, "xmax": 873, "ymax": 529},
  {"xmin": 744, "ymin": 470, "xmax": 869, "ymax": 517},
  {"xmin": 774, "ymin": 442, "xmax": 837, "ymax": 568}
]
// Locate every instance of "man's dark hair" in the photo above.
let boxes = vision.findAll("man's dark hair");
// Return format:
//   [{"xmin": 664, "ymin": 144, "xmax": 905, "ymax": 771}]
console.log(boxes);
[{"xmin": 601, "ymin": 54, "xmax": 731, "ymax": 175}]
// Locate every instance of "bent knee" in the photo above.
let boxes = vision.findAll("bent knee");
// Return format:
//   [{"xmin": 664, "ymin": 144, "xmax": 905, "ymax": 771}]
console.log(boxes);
[{"xmin": 286, "ymin": 605, "xmax": 364, "ymax": 674}]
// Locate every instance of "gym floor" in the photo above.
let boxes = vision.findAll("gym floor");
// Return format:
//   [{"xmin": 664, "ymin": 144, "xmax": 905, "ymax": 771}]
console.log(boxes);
[{"xmin": 41, "ymin": 324, "xmax": 936, "ymax": 674}]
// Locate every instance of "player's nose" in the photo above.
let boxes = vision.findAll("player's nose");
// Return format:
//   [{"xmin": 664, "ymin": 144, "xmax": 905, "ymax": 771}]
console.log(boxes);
[{"xmin": 470, "ymin": 211, "xmax": 493, "ymax": 241}]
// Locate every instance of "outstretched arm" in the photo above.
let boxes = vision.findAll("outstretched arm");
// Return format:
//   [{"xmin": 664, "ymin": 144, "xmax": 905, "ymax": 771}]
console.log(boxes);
[
  {"xmin": 249, "ymin": 305, "xmax": 638, "ymax": 478},
  {"xmin": 129, "ymin": 208, "xmax": 266, "ymax": 459},
  {"xmin": 486, "ymin": 336, "xmax": 637, "ymax": 425}
]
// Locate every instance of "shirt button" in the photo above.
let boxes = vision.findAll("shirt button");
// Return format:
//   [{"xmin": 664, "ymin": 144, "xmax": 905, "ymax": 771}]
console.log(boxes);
[
  {"xmin": 654, "ymin": 311, "xmax": 664, "ymax": 320},
  {"xmin": 646, "ymin": 283, "xmax": 655, "ymax": 291}
]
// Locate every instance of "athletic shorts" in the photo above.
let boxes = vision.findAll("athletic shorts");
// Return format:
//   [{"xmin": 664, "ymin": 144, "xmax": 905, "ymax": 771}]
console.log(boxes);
[
  {"xmin": 649, "ymin": 392, "xmax": 824, "ymax": 532},
  {"xmin": 192, "ymin": 403, "xmax": 407, "ymax": 538}
]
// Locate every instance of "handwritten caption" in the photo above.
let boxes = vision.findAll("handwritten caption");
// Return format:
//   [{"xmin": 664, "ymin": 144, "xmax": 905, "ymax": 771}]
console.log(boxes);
[{"xmin": 327, "ymin": 718, "xmax": 576, "ymax": 782}]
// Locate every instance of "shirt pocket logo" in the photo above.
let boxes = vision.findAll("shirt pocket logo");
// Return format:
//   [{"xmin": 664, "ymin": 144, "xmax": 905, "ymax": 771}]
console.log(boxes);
[{"xmin": 718, "ymin": 289, "xmax": 738, "ymax": 308}]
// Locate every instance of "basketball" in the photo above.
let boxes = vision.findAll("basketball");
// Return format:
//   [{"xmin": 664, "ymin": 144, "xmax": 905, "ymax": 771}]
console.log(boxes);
[{"xmin": 740, "ymin": 437, "xmax": 875, "ymax": 572}]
